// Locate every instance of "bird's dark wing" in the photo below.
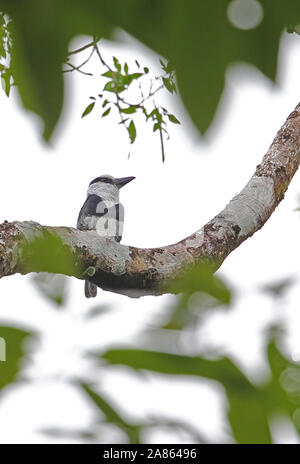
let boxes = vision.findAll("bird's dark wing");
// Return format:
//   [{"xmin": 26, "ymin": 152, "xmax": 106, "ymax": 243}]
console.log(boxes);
[
  {"xmin": 114, "ymin": 203, "xmax": 124, "ymax": 242},
  {"xmin": 77, "ymin": 194, "xmax": 108, "ymax": 230}
]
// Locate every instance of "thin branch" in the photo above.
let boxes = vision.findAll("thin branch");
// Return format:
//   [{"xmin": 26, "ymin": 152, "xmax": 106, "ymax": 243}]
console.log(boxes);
[
  {"xmin": 63, "ymin": 63, "xmax": 93, "ymax": 76},
  {"xmin": 94, "ymin": 43, "xmax": 113, "ymax": 72},
  {"xmin": 0, "ymin": 102, "xmax": 299, "ymax": 297},
  {"xmin": 68, "ymin": 40, "xmax": 98, "ymax": 56},
  {"xmin": 63, "ymin": 46, "xmax": 95, "ymax": 76}
]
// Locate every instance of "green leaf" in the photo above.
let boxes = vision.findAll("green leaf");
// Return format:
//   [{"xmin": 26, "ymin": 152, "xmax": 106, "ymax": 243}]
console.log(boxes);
[
  {"xmin": 121, "ymin": 106, "xmax": 136, "ymax": 114},
  {"xmin": 81, "ymin": 101, "xmax": 95, "ymax": 118},
  {"xmin": 167, "ymin": 113, "xmax": 180, "ymax": 124},
  {"xmin": 80, "ymin": 383, "xmax": 141, "ymax": 444},
  {"xmin": 103, "ymin": 81, "xmax": 116, "ymax": 92},
  {"xmin": 128, "ymin": 72, "xmax": 143, "ymax": 82},
  {"xmin": 101, "ymin": 106, "xmax": 111, "ymax": 117},
  {"xmin": 0, "ymin": 325, "xmax": 33, "ymax": 391},
  {"xmin": 101, "ymin": 348, "xmax": 271, "ymax": 444},
  {"xmin": 1, "ymin": 69, "xmax": 11, "ymax": 97},
  {"xmin": 102, "ymin": 98, "xmax": 109, "ymax": 107},
  {"xmin": 159, "ymin": 59, "xmax": 166, "ymax": 70},
  {"xmin": 113, "ymin": 56, "xmax": 121, "ymax": 71},
  {"xmin": 124, "ymin": 62, "xmax": 128, "ymax": 74},
  {"xmin": 162, "ymin": 77, "xmax": 174, "ymax": 94},
  {"xmin": 128, "ymin": 120, "xmax": 136, "ymax": 143},
  {"xmin": 143, "ymin": 66, "xmax": 149, "ymax": 73},
  {"xmin": 0, "ymin": 42, "xmax": 6, "ymax": 59},
  {"xmin": 102, "ymin": 70, "xmax": 113, "ymax": 78}
]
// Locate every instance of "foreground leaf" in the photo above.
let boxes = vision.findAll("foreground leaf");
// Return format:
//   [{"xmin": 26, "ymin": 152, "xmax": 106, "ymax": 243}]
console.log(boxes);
[
  {"xmin": 0, "ymin": 325, "xmax": 33, "ymax": 391},
  {"xmin": 101, "ymin": 348, "xmax": 271, "ymax": 443},
  {"xmin": 80, "ymin": 382, "xmax": 141, "ymax": 444},
  {"xmin": 0, "ymin": 0, "xmax": 299, "ymax": 139}
]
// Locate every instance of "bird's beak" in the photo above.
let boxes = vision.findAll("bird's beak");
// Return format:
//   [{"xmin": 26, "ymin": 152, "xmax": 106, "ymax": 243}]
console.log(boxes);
[{"xmin": 115, "ymin": 176, "xmax": 135, "ymax": 189}]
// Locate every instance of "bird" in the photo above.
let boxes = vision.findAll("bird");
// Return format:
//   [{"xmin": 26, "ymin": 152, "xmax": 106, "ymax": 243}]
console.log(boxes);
[{"xmin": 77, "ymin": 174, "xmax": 135, "ymax": 298}]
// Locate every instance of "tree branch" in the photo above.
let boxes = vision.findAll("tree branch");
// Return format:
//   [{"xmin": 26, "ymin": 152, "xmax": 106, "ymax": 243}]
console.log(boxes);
[{"xmin": 0, "ymin": 103, "xmax": 299, "ymax": 297}]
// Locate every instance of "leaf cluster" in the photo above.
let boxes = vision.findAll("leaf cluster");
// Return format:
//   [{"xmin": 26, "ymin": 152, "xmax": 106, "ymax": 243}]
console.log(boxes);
[{"xmin": 78, "ymin": 44, "xmax": 180, "ymax": 161}]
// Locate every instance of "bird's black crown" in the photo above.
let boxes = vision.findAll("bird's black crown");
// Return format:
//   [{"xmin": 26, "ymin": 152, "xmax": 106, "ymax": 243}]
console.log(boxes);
[{"xmin": 89, "ymin": 176, "xmax": 115, "ymax": 186}]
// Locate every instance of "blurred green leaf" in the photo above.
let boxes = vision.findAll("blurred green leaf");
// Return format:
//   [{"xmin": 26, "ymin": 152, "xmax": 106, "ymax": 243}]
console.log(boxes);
[
  {"xmin": 0, "ymin": 325, "xmax": 32, "ymax": 391},
  {"xmin": 0, "ymin": 0, "xmax": 113, "ymax": 139},
  {"xmin": 260, "ymin": 276, "xmax": 294, "ymax": 299},
  {"xmin": 170, "ymin": 263, "xmax": 231, "ymax": 305},
  {"xmin": 101, "ymin": 348, "xmax": 271, "ymax": 443},
  {"xmin": 84, "ymin": 304, "xmax": 113, "ymax": 320},
  {"xmin": 1, "ymin": 68, "xmax": 10, "ymax": 96},
  {"xmin": 42, "ymin": 426, "xmax": 97, "ymax": 441},
  {"xmin": 81, "ymin": 101, "xmax": 95, "ymax": 118},
  {"xmin": 20, "ymin": 230, "xmax": 77, "ymax": 276},
  {"xmin": 262, "ymin": 336, "xmax": 300, "ymax": 434},
  {"xmin": 80, "ymin": 382, "xmax": 141, "ymax": 444},
  {"xmin": 162, "ymin": 77, "xmax": 174, "ymax": 94},
  {"xmin": 31, "ymin": 273, "xmax": 68, "ymax": 306},
  {"xmin": 162, "ymin": 264, "xmax": 231, "ymax": 330}
]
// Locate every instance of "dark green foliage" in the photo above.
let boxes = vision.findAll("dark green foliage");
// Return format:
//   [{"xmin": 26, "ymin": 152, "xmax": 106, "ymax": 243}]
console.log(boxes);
[
  {"xmin": 0, "ymin": 325, "xmax": 33, "ymax": 391},
  {"xmin": 0, "ymin": 0, "xmax": 298, "ymax": 140},
  {"xmin": 100, "ymin": 348, "xmax": 271, "ymax": 444}
]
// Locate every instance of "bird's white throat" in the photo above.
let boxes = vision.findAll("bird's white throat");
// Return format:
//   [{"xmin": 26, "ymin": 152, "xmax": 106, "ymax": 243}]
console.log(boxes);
[{"xmin": 87, "ymin": 182, "xmax": 119, "ymax": 202}]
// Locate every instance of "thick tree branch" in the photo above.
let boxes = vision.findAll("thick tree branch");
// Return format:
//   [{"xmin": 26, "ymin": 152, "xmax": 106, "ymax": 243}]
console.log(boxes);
[{"xmin": 0, "ymin": 103, "xmax": 300, "ymax": 297}]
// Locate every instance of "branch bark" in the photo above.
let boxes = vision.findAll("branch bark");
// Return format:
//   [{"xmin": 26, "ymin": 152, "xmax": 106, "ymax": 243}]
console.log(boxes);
[{"xmin": 1, "ymin": 103, "xmax": 300, "ymax": 297}]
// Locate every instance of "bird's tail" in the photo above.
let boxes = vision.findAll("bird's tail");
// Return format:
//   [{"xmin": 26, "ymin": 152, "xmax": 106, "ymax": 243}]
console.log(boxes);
[{"xmin": 85, "ymin": 280, "xmax": 97, "ymax": 298}]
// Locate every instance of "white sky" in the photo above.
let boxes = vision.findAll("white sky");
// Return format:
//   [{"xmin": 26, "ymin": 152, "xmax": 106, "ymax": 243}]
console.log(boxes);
[{"xmin": 0, "ymin": 31, "xmax": 299, "ymax": 444}]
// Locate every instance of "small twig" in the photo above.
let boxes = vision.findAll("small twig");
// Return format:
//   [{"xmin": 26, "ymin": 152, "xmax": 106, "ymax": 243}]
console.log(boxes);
[
  {"xmin": 63, "ymin": 46, "xmax": 95, "ymax": 76},
  {"xmin": 63, "ymin": 63, "xmax": 93, "ymax": 76},
  {"xmin": 117, "ymin": 84, "xmax": 164, "ymax": 109},
  {"xmin": 68, "ymin": 40, "xmax": 97, "ymax": 56},
  {"xmin": 94, "ymin": 43, "xmax": 113, "ymax": 72}
]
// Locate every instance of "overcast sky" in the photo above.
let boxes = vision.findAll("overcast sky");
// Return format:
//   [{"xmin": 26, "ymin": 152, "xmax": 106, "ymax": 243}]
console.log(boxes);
[{"xmin": 0, "ymin": 31, "xmax": 299, "ymax": 444}]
